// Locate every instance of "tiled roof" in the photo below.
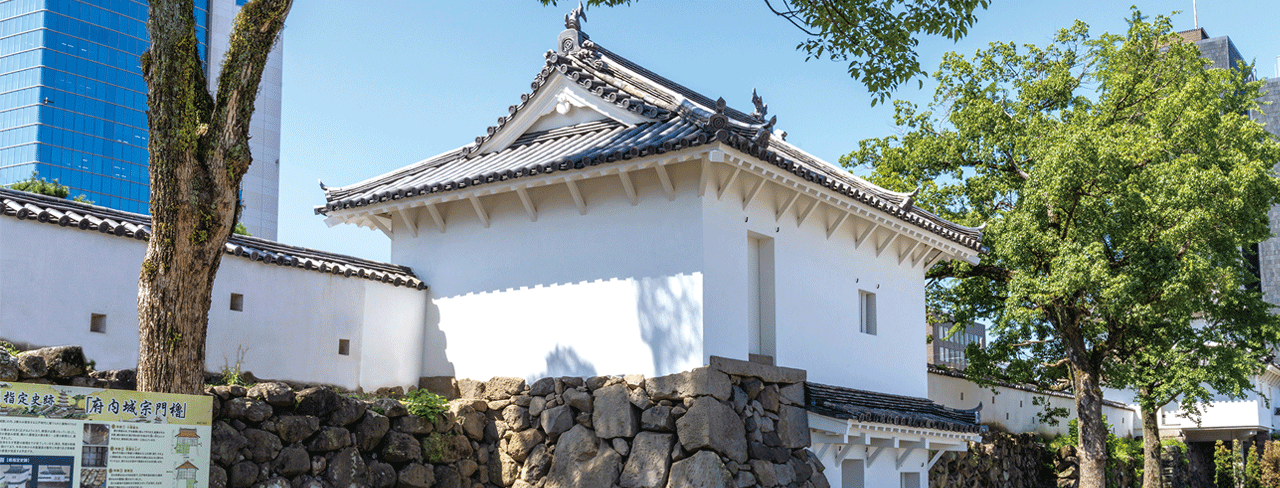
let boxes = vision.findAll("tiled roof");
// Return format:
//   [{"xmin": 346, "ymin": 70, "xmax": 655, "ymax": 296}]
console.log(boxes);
[
  {"xmin": 0, "ymin": 188, "xmax": 426, "ymax": 290},
  {"xmin": 806, "ymin": 381, "xmax": 984, "ymax": 434},
  {"xmin": 316, "ymin": 21, "xmax": 984, "ymax": 253}
]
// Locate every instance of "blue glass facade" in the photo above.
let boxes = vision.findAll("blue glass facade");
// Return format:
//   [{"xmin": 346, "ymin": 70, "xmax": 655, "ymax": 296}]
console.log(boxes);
[{"xmin": 0, "ymin": 0, "xmax": 208, "ymax": 214}]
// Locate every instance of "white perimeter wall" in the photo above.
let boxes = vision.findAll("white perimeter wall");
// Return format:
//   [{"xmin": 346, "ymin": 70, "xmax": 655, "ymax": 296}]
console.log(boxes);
[
  {"xmin": 700, "ymin": 158, "xmax": 929, "ymax": 397},
  {"xmin": 0, "ymin": 217, "xmax": 424, "ymax": 390},
  {"xmin": 928, "ymin": 373, "xmax": 1139, "ymax": 437},
  {"xmin": 813, "ymin": 445, "xmax": 929, "ymax": 488},
  {"xmin": 390, "ymin": 161, "xmax": 706, "ymax": 382}
]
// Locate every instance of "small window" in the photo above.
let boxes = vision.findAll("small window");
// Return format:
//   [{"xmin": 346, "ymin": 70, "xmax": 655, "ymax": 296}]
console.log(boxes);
[
  {"xmin": 338, "ymin": 339, "xmax": 350, "ymax": 356},
  {"xmin": 230, "ymin": 293, "xmax": 244, "ymax": 311},
  {"xmin": 960, "ymin": 392, "xmax": 964, "ymax": 401},
  {"xmin": 90, "ymin": 314, "xmax": 106, "ymax": 333},
  {"xmin": 900, "ymin": 472, "xmax": 921, "ymax": 488},
  {"xmin": 859, "ymin": 291, "xmax": 877, "ymax": 335}
]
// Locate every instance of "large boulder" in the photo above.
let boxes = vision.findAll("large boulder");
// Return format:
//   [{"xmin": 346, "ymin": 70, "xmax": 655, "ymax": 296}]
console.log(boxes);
[
  {"xmin": 620, "ymin": 432, "xmax": 674, "ymax": 488},
  {"xmin": 505, "ymin": 429, "xmax": 545, "ymax": 462},
  {"xmin": 665, "ymin": 450, "xmax": 734, "ymax": 488},
  {"xmin": 271, "ymin": 447, "xmax": 310, "ymax": 477},
  {"xmin": 0, "ymin": 349, "xmax": 17, "ymax": 382},
  {"xmin": 593, "ymin": 384, "xmax": 639, "ymax": 439},
  {"xmin": 241, "ymin": 429, "xmax": 281, "ymax": 463},
  {"xmin": 422, "ymin": 432, "xmax": 472, "ymax": 464},
  {"xmin": 295, "ymin": 387, "xmax": 343, "ymax": 417},
  {"xmin": 325, "ymin": 447, "xmax": 369, "ymax": 488},
  {"xmin": 16, "ymin": 353, "xmax": 46, "ymax": 379},
  {"xmin": 26, "ymin": 346, "xmax": 85, "ymax": 378},
  {"xmin": 353, "ymin": 410, "xmax": 390, "ymax": 451},
  {"xmin": 306, "ymin": 427, "xmax": 352, "ymax": 452},
  {"xmin": 275, "ymin": 415, "xmax": 321, "ymax": 443},
  {"xmin": 396, "ymin": 464, "xmax": 435, "ymax": 488},
  {"xmin": 676, "ymin": 396, "xmax": 747, "ymax": 463},
  {"xmin": 247, "ymin": 382, "xmax": 295, "ymax": 407},
  {"xmin": 774, "ymin": 404, "xmax": 811, "ymax": 448},
  {"xmin": 223, "ymin": 398, "xmax": 273, "ymax": 423},
  {"xmin": 485, "ymin": 377, "xmax": 527, "ymax": 400},
  {"xmin": 646, "ymin": 367, "xmax": 731, "ymax": 401},
  {"xmin": 328, "ymin": 396, "xmax": 367, "ymax": 426},
  {"xmin": 380, "ymin": 432, "xmax": 423, "ymax": 464},
  {"xmin": 211, "ymin": 421, "xmax": 248, "ymax": 466},
  {"xmin": 540, "ymin": 404, "xmax": 574, "ymax": 439},
  {"xmin": 544, "ymin": 425, "xmax": 622, "ymax": 488}
]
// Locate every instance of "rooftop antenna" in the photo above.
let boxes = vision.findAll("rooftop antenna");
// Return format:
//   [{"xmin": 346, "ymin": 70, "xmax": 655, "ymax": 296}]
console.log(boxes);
[{"xmin": 1193, "ymin": 0, "xmax": 1199, "ymax": 29}]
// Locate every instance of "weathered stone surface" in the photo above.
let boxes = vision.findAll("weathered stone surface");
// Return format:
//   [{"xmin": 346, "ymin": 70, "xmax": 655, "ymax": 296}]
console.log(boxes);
[
  {"xmin": 593, "ymin": 384, "xmax": 639, "ymax": 439},
  {"xmin": 749, "ymin": 442, "xmax": 790, "ymax": 464},
  {"xmin": 247, "ymin": 382, "xmax": 295, "ymax": 407},
  {"xmin": 502, "ymin": 404, "xmax": 530, "ymax": 430},
  {"xmin": 620, "ymin": 432, "xmax": 674, "ymax": 488},
  {"xmin": 522, "ymin": 444, "xmax": 552, "ymax": 483},
  {"xmin": 295, "ymin": 388, "xmax": 343, "ymax": 417},
  {"xmin": 325, "ymin": 447, "xmax": 369, "ymax": 488},
  {"xmin": 758, "ymin": 386, "xmax": 780, "ymax": 412},
  {"xmin": 544, "ymin": 425, "xmax": 622, "ymax": 488},
  {"xmin": 380, "ymin": 432, "xmax": 422, "ymax": 463},
  {"xmin": 292, "ymin": 477, "xmax": 324, "ymax": 488},
  {"xmin": 432, "ymin": 465, "xmax": 461, "ymax": 488},
  {"xmin": 396, "ymin": 464, "xmax": 434, "ymax": 488},
  {"xmin": 224, "ymin": 398, "xmax": 273, "ymax": 423},
  {"xmin": 774, "ymin": 462, "xmax": 795, "ymax": 486},
  {"xmin": 457, "ymin": 379, "xmax": 485, "ymax": 399},
  {"xmin": 392, "ymin": 414, "xmax": 433, "ymax": 435},
  {"xmin": 774, "ymin": 405, "xmax": 810, "ymax": 448},
  {"xmin": 16, "ymin": 353, "xmax": 46, "ymax": 378},
  {"xmin": 305, "ymin": 427, "xmax": 351, "ymax": 452},
  {"xmin": 646, "ymin": 368, "xmax": 731, "ymax": 401},
  {"xmin": 0, "ymin": 350, "xmax": 17, "ymax": 382},
  {"xmin": 641, "ymin": 405, "xmax": 676, "ymax": 432},
  {"xmin": 560, "ymin": 377, "xmax": 585, "ymax": 390},
  {"xmin": 612, "ymin": 437, "xmax": 629, "ymax": 456},
  {"xmin": 249, "ymin": 477, "xmax": 288, "ymax": 488},
  {"xmin": 529, "ymin": 396, "xmax": 547, "ymax": 417},
  {"xmin": 666, "ymin": 450, "xmax": 734, "ymax": 488},
  {"xmin": 750, "ymin": 460, "xmax": 777, "ymax": 487},
  {"xmin": 310, "ymin": 456, "xmax": 326, "ymax": 477},
  {"xmin": 485, "ymin": 377, "xmax": 526, "ymax": 400},
  {"xmin": 275, "ymin": 415, "xmax": 321, "ymax": 443},
  {"xmin": 676, "ymin": 396, "xmax": 747, "ymax": 463},
  {"xmin": 353, "ymin": 410, "xmax": 390, "ymax": 451},
  {"xmin": 418, "ymin": 376, "xmax": 458, "ymax": 400},
  {"xmin": 506, "ymin": 429, "xmax": 544, "ymax": 462},
  {"xmin": 371, "ymin": 398, "xmax": 408, "ymax": 418},
  {"xmin": 499, "ymin": 450, "xmax": 521, "ymax": 485},
  {"xmin": 709, "ymin": 356, "xmax": 805, "ymax": 383},
  {"xmin": 778, "ymin": 383, "xmax": 804, "ymax": 406},
  {"xmin": 213, "ymin": 385, "xmax": 248, "ymax": 399},
  {"xmin": 368, "ymin": 461, "xmax": 396, "ymax": 488},
  {"xmin": 272, "ymin": 447, "xmax": 310, "ymax": 477},
  {"xmin": 212, "ymin": 421, "xmax": 248, "ymax": 465},
  {"xmin": 228, "ymin": 461, "xmax": 259, "ymax": 488},
  {"xmin": 27, "ymin": 346, "xmax": 85, "ymax": 378},
  {"xmin": 327, "ymin": 397, "xmax": 367, "ymax": 426},
  {"xmin": 422, "ymin": 433, "xmax": 472, "ymax": 464},
  {"xmin": 629, "ymin": 386, "xmax": 653, "ymax": 410},
  {"xmin": 210, "ymin": 465, "xmax": 227, "ymax": 488},
  {"xmin": 242, "ymin": 428, "xmax": 281, "ymax": 463},
  {"xmin": 449, "ymin": 402, "xmax": 486, "ymax": 441},
  {"xmin": 564, "ymin": 389, "xmax": 592, "ymax": 413},
  {"xmin": 540, "ymin": 405, "xmax": 574, "ymax": 438},
  {"xmin": 529, "ymin": 377, "xmax": 556, "ymax": 396},
  {"xmin": 458, "ymin": 459, "xmax": 478, "ymax": 478}
]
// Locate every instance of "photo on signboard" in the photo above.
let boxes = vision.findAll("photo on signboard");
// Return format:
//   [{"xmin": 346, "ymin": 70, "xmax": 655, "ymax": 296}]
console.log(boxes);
[
  {"xmin": 1, "ymin": 464, "xmax": 33, "ymax": 488},
  {"xmin": 35, "ymin": 463, "xmax": 70, "ymax": 488},
  {"xmin": 80, "ymin": 424, "xmax": 108, "ymax": 468}
]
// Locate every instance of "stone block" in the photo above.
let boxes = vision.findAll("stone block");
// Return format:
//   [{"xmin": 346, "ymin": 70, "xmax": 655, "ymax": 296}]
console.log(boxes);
[
  {"xmin": 775, "ymin": 405, "xmax": 810, "ymax": 448},
  {"xmin": 592, "ymin": 384, "xmax": 639, "ymax": 439},
  {"xmin": 676, "ymin": 396, "xmax": 747, "ymax": 463},
  {"xmin": 665, "ymin": 450, "xmax": 734, "ymax": 488},
  {"xmin": 418, "ymin": 376, "xmax": 459, "ymax": 400},
  {"xmin": 708, "ymin": 356, "xmax": 806, "ymax": 383},
  {"xmin": 620, "ymin": 432, "xmax": 673, "ymax": 488}
]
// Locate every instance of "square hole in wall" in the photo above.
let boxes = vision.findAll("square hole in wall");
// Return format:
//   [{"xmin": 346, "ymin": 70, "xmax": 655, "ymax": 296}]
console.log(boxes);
[
  {"xmin": 90, "ymin": 314, "xmax": 106, "ymax": 333},
  {"xmin": 338, "ymin": 339, "xmax": 350, "ymax": 356},
  {"xmin": 230, "ymin": 293, "xmax": 244, "ymax": 312}
]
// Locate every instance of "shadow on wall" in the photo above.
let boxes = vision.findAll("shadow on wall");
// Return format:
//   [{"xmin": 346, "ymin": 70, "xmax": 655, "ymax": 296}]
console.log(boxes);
[
  {"xmin": 538, "ymin": 345, "xmax": 598, "ymax": 378},
  {"xmin": 421, "ymin": 295, "xmax": 456, "ymax": 377},
  {"xmin": 637, "ymin": 275, "xmax": 701, "ymax": 376}
]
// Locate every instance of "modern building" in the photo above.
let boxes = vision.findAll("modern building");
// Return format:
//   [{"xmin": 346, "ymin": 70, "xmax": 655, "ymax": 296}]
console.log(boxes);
[
  {"xmin": 926, "ymin": 319, "xmax": 984, "ymax": 370},
  {"xmin": 0, "ymin": 0, "xmax": 282, "ymax": 239}
]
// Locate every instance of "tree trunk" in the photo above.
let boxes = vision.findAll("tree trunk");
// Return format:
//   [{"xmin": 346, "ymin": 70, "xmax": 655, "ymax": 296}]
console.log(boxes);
[
  {"xmin": 1074, "ymin": 364, "xmax": 1108, "ymax": 488},
  {"xmin": 135, "ymin": 0, "xmax": 291, "ymax": 394},
  {"xmin": 1141, "ymin": 392, "xmax": 1164, "ymax": 488}
]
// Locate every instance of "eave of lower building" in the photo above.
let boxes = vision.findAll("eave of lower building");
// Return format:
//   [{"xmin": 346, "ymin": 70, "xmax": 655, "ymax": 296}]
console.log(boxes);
[{"xmin": 808, "ymin": 412, "xmax": 980, "ymax": 472}]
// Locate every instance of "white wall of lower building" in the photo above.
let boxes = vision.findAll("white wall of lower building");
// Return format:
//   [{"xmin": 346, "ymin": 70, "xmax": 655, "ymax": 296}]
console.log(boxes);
[
  {"xmin": 0, "ymin": 216, "xmax": 424, "ymax": 391},
  {"xmin": 928, "ymin": 372, "xmax": 1139, "ymax": 438}
]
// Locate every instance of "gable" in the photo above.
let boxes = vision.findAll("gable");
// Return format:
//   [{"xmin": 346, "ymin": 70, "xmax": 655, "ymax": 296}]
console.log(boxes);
[{"xmin": 476, "ymin": 75, "xmax": 654, "ymax": 155}]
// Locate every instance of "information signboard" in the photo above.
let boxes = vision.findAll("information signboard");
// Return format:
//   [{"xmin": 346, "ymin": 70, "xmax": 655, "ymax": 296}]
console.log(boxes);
[{"xmin": 0, "ymin": 382, "xmax": 212, "ymax": 488}]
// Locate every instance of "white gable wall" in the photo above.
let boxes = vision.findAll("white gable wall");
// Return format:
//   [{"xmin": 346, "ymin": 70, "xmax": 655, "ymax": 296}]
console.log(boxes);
[{"xmin": 0, "ymin": 216, "xmax": 425, "ymax": 391}]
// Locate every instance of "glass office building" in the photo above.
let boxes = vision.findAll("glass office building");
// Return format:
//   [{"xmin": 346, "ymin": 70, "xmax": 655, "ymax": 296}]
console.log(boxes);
[{"xmin": 0, "ymin": 0, "xmax": 209, "ymax": 214}]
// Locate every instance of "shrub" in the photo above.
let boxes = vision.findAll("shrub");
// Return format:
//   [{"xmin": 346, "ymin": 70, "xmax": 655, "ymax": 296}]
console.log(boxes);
[{"xmin": 404, "ymin": 389, "xmax": 447, "ymax": 421}]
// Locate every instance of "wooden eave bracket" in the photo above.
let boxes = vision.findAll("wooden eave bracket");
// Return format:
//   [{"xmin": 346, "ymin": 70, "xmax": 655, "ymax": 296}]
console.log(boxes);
[
  {"xmin": 425, "ymin": 203, "xmax": 446, "ymax": 233},
  {"xmin": 516, "ymin": 186, "xmax": 538, "ymax": 222},
  {"xmin": 566, "ymin": 179, "xmax": 587, "ymax": 215}
]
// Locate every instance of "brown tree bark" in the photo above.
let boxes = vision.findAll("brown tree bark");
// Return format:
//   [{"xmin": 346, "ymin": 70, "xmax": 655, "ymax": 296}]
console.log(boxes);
[
  {"xmin": 1140, "ymin": 393, "xmax": 1164, "ymax": 488},
  {"xmin": 135, "ymin": 0, "xmax": 292, "ymax": 394},
  {"xmin": 1073, "ymin": 364, "xmax": 1108, "ymax": 488}
]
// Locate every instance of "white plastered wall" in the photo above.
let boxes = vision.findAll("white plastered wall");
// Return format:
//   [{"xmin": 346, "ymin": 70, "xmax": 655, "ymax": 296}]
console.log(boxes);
[
  {"xmin": 699, "ymin": 153, "xmax": 931, "ymax": 397},
  {"xmin": 0, "ymin": 216, "xmax": 424, "ymax": 391},
  {"xmin": 388, "ymin": 161, "xmax": 708, "ymax": 382},
  {"xmin": 928, "ymin": 373, "xmax": 1139, "ymax": 438}
]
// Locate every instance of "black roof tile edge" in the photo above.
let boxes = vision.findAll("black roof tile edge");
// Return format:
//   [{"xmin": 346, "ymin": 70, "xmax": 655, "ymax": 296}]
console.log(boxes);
[
  {"xmin": 0, "ymin": 188, "xmax": 426, "ymax": 290},
  {"xmin": 926, "ymin": 365, "xmax": 1133, "ymax": 410},
  {"xmin": 805, "ymin": 381, "xmax": 985, "ymax": 434}
]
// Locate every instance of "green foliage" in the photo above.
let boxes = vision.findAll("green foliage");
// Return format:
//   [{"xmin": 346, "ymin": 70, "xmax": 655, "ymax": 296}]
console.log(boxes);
[
  {"xmin": 210, "ymin": 346, "xmax": 253, "ymax": 387},
  {"xmin": 540, "ymin": 0, "xmax": 989, "ymax": 104},
  {"xmin": 1260, "ymin": 442, "xmax": 1280, "ymax": 487},
  {"xmin": 0, "ymin": 341, "xmax": 20, "ymax": 357},
  {"xmin": 1046, "ymin": 417, "xmax": 1140, "ymax": 462},
  {"xmin": 1216, "ymin": 441, "xmax": 1243, "ymax": 488},
  {"xmin": 9, "ymin": 171, "xmax": 69, "ymax": 198},
  {"xmin": 1031, "ymin": 395, "xmax": 1070, "ymax": 427},
  {"xmin": 851, "ymin": 10, "xmax": 1280, "ymax": 479},
  {"xmin": 1246, "ymin": 444, "xmax": 1263, "ymax": 488},
  {"xmin": 404, "ymin": 389, "xmax": 447, "ymax": 421},
  {"xmin": 421, "ymin": 433, "xmax": 450, "ymax": 464},
  {"xmin": 1161, "ymin": 439, "xmax": 1188, "ymax": 459},
  {"xmin": 233, "ymin": 222, "xmax": 251, "ymax": 236}
]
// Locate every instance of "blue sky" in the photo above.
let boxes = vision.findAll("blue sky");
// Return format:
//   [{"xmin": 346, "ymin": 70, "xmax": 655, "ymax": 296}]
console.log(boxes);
[{"xmin": 275, "ymin": 0, "xmax": 1280, "ymax": 261}]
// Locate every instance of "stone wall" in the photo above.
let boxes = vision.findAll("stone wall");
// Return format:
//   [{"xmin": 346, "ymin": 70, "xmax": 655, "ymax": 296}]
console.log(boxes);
[
  {"xmin": 2, "ymin": 346, "xmax": 828, "ymax": 488},
  {"xmin": 928, "ymin": 432, "xmax": 1141, "ymax": 488}
]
